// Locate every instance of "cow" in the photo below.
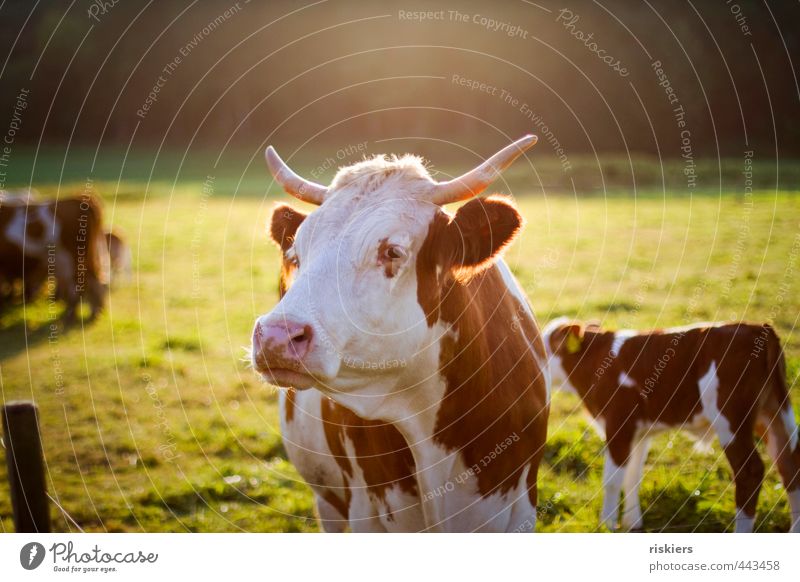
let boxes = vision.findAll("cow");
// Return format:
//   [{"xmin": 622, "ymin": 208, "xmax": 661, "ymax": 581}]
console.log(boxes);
[
  {"xmin": 0, "ymin": 195, "xmax": 109, "ymax": 320},
  {"xmin": 251, "ymin": 136, "xmax": 550, "ymax": 532},
  {"xmin": 105, "ymin": 230, "xmax": 132, "ymax": 284},
  {"xmin": 542, "ymin": 318, "xmax": 800, "ymax": 533}
]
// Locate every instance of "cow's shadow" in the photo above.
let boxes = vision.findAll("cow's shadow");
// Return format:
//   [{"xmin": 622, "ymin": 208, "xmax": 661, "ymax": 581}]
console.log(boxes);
[
  {"xmin": 0, "ymin": 315, "xmax": 57, "ymax": 361},
  {"xmin": 0, "ymin": 303, "xmax": 82, "ymax": 361}
]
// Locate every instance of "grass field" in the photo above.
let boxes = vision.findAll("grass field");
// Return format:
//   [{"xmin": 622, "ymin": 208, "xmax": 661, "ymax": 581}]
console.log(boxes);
[{"xmin": 1, "ymin": 175, "xmax": 800, "ymax": 532}]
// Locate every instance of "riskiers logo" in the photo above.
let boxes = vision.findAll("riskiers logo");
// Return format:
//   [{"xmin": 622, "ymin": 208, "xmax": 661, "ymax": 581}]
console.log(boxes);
[{"xmin": 20, "ymin": 542, "xmax": 46, "ymax": 570}]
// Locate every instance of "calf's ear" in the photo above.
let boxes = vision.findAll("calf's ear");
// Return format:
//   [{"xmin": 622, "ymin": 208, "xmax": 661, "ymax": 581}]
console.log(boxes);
[
  {"xmin": 269, "ymin": 204, "xmax": 307, "ymax": 251},
  {"xmin": 555, "ymin": 323, "xmax": 585, "ymax": 355},
  {"xmin": 442, "ymin": 195, "xmax": 523, "ymax": 277}
]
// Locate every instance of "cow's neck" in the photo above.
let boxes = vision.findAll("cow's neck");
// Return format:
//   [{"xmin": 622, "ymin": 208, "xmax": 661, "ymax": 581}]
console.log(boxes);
[
  {"xmin": 419, "ymin": 264, "xmax": 548, "ymax": 521},
  {"xmin": 324, "ymin": 330, "xmax": 456, "ymax": 531},
  {"xmin": 563, "ymin": 333, "xmax": 618, "ymax": 418}
]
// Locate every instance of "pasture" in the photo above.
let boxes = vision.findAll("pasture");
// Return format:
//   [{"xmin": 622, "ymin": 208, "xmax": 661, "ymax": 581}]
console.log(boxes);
[{"xmin": 1, "ymin": 163, "xmax": 799, "ymax": 532}]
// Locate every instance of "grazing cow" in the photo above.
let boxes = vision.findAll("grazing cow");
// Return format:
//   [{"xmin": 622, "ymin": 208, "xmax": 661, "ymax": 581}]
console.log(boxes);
[
  {"xmin": 542, "ymin": 318, "xmax": 800, "ymax": 533},
  {"xmin": 0, "ymin": 195, "xmax": 109, "ymax": 319},
  {"xmin": 252, "ymin": 136, "xmax": 550, "ymax": 532},
  {"xmin": 105, "ymin": 230, "xmax": 132, "ymax": 284}
]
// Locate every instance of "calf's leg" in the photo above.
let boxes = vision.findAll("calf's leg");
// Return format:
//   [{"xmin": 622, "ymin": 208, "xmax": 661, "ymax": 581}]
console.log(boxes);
[
  {"xmin": 601, "ymin": 431, "xmax": 633, "ymax": 531},
  {"xmin": 621, "ymin": 437, "xmax": 650, "ymax": 530},
  {"xmin": 761, "ymin": 408, "xmax": 800, "ymax": 532},
  {"xmin": 723, "ymin": 434, "xmax": 764, "ymax": 533}
]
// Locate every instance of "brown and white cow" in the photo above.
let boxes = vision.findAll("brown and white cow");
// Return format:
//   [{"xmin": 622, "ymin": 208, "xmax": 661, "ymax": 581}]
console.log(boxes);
[
  {"xmin": 0, "ymin": 195, "xmax": 109, "ymax": 319},
  {"xmin": 251, "ymin": 136, "xmax": 550, "ymax": 532},
  {"xmin": 542, "ymin": 318, "xmax": 800, "ymax": 532}
]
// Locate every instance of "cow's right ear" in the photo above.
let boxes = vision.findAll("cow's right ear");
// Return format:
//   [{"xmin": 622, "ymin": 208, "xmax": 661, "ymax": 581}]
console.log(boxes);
[
  {"xmin": 561, "ymin": 324, "xmax": 585, "ymax": 354},
  {"xmin": 269, "ymin": 204, "xmax": 307, "ymax": 251},
  {"xmin": 440, "ymin": 195, "xmax": 523, "ymax": 279}
]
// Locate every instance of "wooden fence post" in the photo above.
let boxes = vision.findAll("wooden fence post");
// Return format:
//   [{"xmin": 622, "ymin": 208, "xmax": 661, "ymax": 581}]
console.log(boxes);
[{"xmin": 2, "ymin": 401, "xmax": 51, "ymax": 532}]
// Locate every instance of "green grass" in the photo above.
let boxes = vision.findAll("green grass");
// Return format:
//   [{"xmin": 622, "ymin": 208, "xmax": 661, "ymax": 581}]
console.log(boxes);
[{"xmin": 1, "ymin": 181, "xmax": 799, "ymax": 532}]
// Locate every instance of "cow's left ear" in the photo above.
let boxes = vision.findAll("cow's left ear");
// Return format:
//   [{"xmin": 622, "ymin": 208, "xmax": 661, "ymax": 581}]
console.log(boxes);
[
  {"xmin": 442, "ymin": 195, "xmax": 523, "ymax": 276},
  {"xmin": 269, "ymin": 204, "xmax": 307, "ymax": 252}
]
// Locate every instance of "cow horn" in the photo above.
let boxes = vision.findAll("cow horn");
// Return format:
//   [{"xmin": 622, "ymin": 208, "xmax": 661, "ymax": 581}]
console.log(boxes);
[
  {"xmin": 265, "ymin": 146, "xmax": 329, "ymax": 205},
  {"xmin": 430, "ymin": 134, "xmax": 538, "ymax": 205}
]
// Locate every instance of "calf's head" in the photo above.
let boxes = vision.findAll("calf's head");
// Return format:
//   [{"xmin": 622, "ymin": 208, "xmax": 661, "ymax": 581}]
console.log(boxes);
[{"xmin": 251, "ymin": 136, "xmax": 537, "ymax": 392}]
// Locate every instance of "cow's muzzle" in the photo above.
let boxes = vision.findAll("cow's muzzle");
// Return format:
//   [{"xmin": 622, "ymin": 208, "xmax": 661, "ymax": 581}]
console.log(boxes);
[{"xmin": 251, "ymin": 318, "xmax": 318, "ymax": 389}]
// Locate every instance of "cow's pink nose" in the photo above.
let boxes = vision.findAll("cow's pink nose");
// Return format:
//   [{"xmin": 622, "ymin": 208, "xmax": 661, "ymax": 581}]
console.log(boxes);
[{"xmin": 253, "ymin": 321, "xmax": 314, "ymax": 364}]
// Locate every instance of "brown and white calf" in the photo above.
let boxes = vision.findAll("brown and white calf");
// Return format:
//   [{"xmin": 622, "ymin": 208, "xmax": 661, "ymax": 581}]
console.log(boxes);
[
  {"xmin": 251, "ymin": 136, "xmax": 550, "ymax": 532},
  {"xmin": 543, "ymin": 318, "xmax": 800, "ymax": 532}
]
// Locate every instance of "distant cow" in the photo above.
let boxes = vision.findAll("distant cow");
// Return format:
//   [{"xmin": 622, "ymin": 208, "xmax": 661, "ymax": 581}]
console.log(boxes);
[
  {"xmin": 0, "ymin": 195, "xmax": 109, "ymax": 319},
  {"xmin": 543, "ymin": 318, "xmax": 800, "ymax": 533},
  {"xmin": 105, "ymin": 230, "xmax": 132, "ymax": 284},
  {"xmin": 252, "ymin": 136, "xmax": 550, "ymax": 532}
]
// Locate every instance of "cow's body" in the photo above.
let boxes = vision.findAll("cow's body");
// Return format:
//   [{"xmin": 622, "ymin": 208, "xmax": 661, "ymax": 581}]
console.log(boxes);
[
  {"xmin": 279, "ymin": 259, "xmax": 548, "ymax": 531},
  {"xmin": 543, "ymin": 319, "xmax": 800, "ymax": 532},
  {"xmin": 254, "ymin": 137, "xmax": 549, "ymax": 531},
  {"xmin": 0, "ymin": 196, "xmax": 108, "ymax": 319}
]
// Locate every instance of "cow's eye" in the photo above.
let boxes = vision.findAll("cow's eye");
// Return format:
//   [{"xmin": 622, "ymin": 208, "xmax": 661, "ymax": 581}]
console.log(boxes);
[
  {"xmin": 285, "ymin": 249, "xmax": 299, "ymax": 268},
  {"xmin": 381, "ymin": 244, "xmax": 407, "ymax": 262},
  {"xmin": 378, "ymin": 242, "xmax": 408, "ymax": 278}
]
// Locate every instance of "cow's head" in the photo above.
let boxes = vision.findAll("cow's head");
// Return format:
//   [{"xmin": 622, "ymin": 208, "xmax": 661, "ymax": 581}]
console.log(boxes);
[{"xmin": 251, "ymin": 136, "xmax": 537, "ymax": 394}]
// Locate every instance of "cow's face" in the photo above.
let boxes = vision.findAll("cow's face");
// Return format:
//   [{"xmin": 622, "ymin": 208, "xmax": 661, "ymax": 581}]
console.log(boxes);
[{"xmin": 251, "ymin": 137, "xmax": 536, "ymax": 393}]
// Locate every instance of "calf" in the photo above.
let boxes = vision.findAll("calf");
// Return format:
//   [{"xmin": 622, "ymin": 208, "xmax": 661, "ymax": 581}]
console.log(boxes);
[
  {"xmin": 0, "ymin": 195, "xmax": 109, "ymax": 319},
  {"xmin": 543, "ymin": 318, "xmax": 800, "ymax": 532}
]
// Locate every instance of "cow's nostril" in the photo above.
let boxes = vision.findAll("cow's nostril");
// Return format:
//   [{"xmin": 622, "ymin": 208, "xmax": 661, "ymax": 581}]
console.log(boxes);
[{"xmin": 289, "ymin": 325, "xmax": 313, "ymax": 346}]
